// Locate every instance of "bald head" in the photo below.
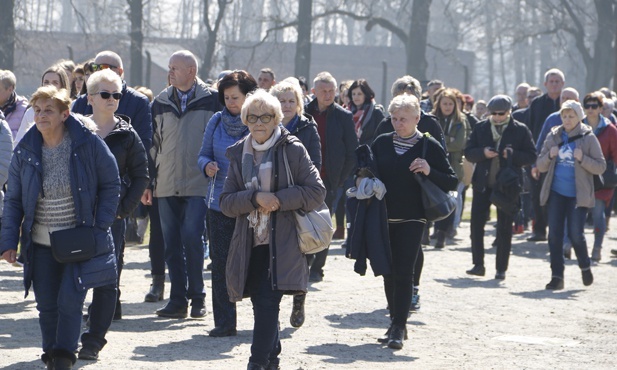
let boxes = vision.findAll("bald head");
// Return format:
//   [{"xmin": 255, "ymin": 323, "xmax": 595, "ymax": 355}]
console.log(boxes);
[{"xmin": 170, "ymin": 50, "xmax": 198, "ymax": 75}]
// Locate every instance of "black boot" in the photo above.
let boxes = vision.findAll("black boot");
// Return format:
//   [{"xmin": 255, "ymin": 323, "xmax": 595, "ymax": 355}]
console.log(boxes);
[
  {"xmin": 247, "ymin": 361, "xmax": 266, "ymax": 370},
  {"xmin": 435, "ymin": 230, "xmax": 446, "ymax": 249},
  {"xmin": 41, "ymin": 352, "xmax": 53, "ymax": 370},
  {"xmin": 53, "ymin": 349, "xmax": 76, "ymax": 370},
  {"xmin": 387, "ymin": 324, "xmax": 406, "ymax": 350},
  {"xmin": 290, "ymin": 293, "xmax": 306, "ymax": 328},
  {"xmin": 144, "ymin": 274, "xmax": 165, "ymax": 302}
]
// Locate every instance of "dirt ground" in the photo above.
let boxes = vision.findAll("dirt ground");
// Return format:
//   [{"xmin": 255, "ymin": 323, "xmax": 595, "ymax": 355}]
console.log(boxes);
[{"xmin": 1, "ymin": 218, "xmax": 617, "ymax": 370}]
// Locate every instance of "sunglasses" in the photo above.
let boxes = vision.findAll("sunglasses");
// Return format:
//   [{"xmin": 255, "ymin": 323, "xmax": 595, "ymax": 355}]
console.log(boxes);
[
  {"xmin": 92, "ymin": 91, "xmax": 122, "ymax": 100},
  {"xmin": 246, "ymin": 114, "xmax": 274, "ymax": 124},
  {"xmin": 491, "ymin": 111, "xmax": 507, "ymax": 116},
  {"xmin": 91, "ymin": 63, "xmax": 118, "ymax": 72},
  {"xmin": 584, "ymin": 104, "xmax": 599, "ymax": 109}
]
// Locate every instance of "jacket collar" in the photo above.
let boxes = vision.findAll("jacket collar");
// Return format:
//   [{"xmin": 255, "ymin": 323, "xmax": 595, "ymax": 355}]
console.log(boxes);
[{"xmin": 18, "ymin": 114, "xmax": 94, "ymax": 157}]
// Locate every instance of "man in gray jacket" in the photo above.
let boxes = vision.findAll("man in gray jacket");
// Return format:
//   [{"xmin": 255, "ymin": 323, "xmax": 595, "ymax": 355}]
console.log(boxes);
[{"xmin": 144, "ymin": 50, "xmax": 221, "ymax": 318}]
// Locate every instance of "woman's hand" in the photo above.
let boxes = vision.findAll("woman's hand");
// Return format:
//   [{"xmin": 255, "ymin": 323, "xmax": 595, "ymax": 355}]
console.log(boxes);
[
  {"xmin": 2, "ymin": 250, "xmax": 16, "ymax": 264},
  {"xmin": 255, "ymin": 192, "xmax": 280, "ymax": 213},
  {"xmin": 205, "ymin": 162, "xmax": 220, "ymax": 177},
  {"xmin": 549, "ymin": 146, "xmax": 559, "ymax": 160},
  {"xmin": 409, "ymin": 158, "xmax": 430, "ymax": 176},
  {"xmin": 573, "ymin": 148, "xmax": 583, "ymax": 161}
]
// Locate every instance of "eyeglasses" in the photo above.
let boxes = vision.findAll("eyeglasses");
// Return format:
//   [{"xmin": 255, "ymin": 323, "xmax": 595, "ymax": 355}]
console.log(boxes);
[
  {"xmin": 491, "ymin": 111, "xmax": 507, "ymax": 116},
  {"xmin": 584, "ymin": 104, "xmax": 599, "ymax": 110},
  {"xmin": 246, "ymin": 114, "xmax": 274, "ymax": 124},
  {"xmin": 92, "ymin": 91, "xmax": 122, "ymax": 100},
  {"xmin": 91, "ymin": 63, "xmax": 118, "ymax": 72}
]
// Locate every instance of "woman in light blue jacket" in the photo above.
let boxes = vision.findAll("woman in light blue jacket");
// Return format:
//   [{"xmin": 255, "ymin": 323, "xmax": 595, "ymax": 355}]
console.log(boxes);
[{"xmin": 197, "ymin": 70, "xmax": 257, "ymax": 338}]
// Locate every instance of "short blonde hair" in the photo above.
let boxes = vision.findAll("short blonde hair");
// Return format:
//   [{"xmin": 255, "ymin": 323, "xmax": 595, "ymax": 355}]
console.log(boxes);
[
  {"xmin": 241, "ymin": 89, "xmax": 283, "ymax": 126},
  {"xmin": 30, "ymin": 85, "xmax": 71, "ymax": 112},
  {"xmin": 86, "ymin": 69, "xmax": 122, "ymax": 95},
  {"xmin": 270, "ymin": 81, "xmax": 304, "ymax": 116},
  {"xmin": 388, "ymin": 94, "xmax": 420, "ymax": 116}
]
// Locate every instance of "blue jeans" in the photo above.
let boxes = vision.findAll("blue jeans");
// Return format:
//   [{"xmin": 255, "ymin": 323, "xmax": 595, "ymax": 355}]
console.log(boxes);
[
  {"xmin": 247, "ymin": 245, "xmax": 284, "ymax": 367},
  {"xmin": 31, "ymin": 244, "xmax": 87, "ymax": 354},
  {"xmin": 547, "ymin": 191, "xmax": 591, "ymax": 278},
  {"xmin": 592, "ymin": 198, "xmax": 607, "ymax": 250},
  {"xmin": 82, "ymin": 219, "xmax": 124, "ymax": 350},
  {"xmin": 158, "ymin": 196, "xmax": 206, "ymax": 307}
]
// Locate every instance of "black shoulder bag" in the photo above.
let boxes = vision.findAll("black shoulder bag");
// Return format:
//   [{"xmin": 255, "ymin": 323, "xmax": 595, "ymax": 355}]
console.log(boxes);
[
  {"xmin": 50, "ymin": 227, "xmax": 97, "ymax": 263},
  {"xmin": 414, "ymin": 136, "xmax": 457, "ymax": 222}
]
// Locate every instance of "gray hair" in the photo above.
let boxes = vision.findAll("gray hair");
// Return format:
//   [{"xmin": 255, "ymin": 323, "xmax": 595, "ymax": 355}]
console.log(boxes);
[
  {"xmin": 603, "ymin": 97, "xmax": 615, "ymax": 111},
  {"xmin": 86, "ymin": 69, "xmax": 122, "ymax": 95},
  {"xmin": 388, "ymin": 94, "xmax": 420, "ymax": 116},
  {"xmin": 270, "ymin": 80, "xmax": 304, "ymax": 116},
  {"xmin": 544, "ymin": 68, "xmax": 565, "ymax": 83},
  {"xmin": 391, "ymin": 75, "xmax": 422, "ymax": 99},
  {"xmin": 241, "ymin": 89, "xmax": 283, "ymax": 127},
  {"xmin": 0, "ymin": 70, "xmax": 16, "ymax": 89},
  {"xmin": 312, "ymin": 71, "xmax": 337, "ymax": 89}
]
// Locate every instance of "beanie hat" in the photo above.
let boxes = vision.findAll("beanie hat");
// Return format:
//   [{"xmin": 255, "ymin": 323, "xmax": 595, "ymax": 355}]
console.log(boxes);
[
  {"xmin": 487, "ymin": 95, "xmax": 512, "ymax": 112},
  {"xmin": 559, "ymin": 100, "xmax": 584, "ymax": 122}
]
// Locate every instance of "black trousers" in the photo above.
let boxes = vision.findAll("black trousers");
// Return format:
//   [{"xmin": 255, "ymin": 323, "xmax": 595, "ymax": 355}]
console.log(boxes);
[
  {"xmin": 529, "ymin": 172, "xmax": 547, "ymax": 237},
  {"xmin": 470, "ymin": 187, "xmax": 514, "ymax": 272},
  {"xmin": 207, "ymin": 209, "xmax": 237, "ymax": 329},
  {"xmin": 383, "ymin": 220, "xmax": 424, "ymax": 327}
]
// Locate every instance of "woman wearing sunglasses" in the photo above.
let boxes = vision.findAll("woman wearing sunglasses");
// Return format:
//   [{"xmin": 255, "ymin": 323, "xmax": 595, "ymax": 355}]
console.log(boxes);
[
  {"xmin": 464, "ymin": 95, "xmax": 537, "ymax": 280},
  {"xmin": 198, "ymin": 70, "xmax": 257, "ymax": 338},
  {"xmin": 581, "ymin": 92, "xmax": 617, "ymax": 262},
  {"xmin": 78, "ymin": 69, "xmax": 149, "ymax": 361}
]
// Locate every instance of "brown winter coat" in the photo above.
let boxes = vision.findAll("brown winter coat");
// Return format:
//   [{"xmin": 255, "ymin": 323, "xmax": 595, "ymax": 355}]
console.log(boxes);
[
  {"xmin": 537, "ymin": 123, "xmax": 605, "ymax": 208},
  {"xmin": 220, "ymin": 130, "xmax": 326, "ymax": 302}
]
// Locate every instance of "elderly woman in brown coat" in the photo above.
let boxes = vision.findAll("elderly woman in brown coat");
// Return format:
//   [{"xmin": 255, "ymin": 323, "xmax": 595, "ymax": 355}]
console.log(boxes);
[{"xmin": 220, "ymin": 89, "xmax": 326, "ymax": 370}]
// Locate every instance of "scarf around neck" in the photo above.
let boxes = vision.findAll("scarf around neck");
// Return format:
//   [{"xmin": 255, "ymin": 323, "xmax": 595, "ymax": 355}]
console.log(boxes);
[
  {"xmin": 242, "ymin": 125, "xmax": 282, "ymax": 240},
  {"xmin": 1, "ymin": 91, "xmax": 17, "ymax": 116},
  {"xmin": 351, "ymin": 100, "xmax": 375, "ymax": 139},
  {"xmin": 222, "ymin": 107, "xmax": 248, "ymax": 138},
  {"xmin": 489, "ymin": 115, "xmax": 510, "ymax": 146}
]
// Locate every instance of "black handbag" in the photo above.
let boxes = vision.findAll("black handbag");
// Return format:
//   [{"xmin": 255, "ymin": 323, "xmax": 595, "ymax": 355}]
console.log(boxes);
[
  {"xmin": 595, "ymin": 160, "xmax": 617, "ymax": 190},
  {"xmin": 50, "ymin": 227, "xmax": 97, "ymax": 263},
  {"xmin": 415, "ymin": 136, "xmax": 457, "ymax": 222},
  {"xmin": 490, "ymin": 155, "xmax": 522, "ymax": 216}
]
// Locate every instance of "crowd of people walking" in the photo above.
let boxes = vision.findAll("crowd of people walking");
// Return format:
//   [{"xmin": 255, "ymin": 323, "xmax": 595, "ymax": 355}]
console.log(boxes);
[{"xmin": 1, "ymin": 50, "xmax": 617, "ymax": 370}]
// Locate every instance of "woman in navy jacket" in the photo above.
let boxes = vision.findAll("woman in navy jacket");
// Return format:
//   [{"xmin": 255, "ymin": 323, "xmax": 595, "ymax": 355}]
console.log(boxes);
[{"xmin": 0, "ymin": 86, "xmax": 119, "ymax": 370}]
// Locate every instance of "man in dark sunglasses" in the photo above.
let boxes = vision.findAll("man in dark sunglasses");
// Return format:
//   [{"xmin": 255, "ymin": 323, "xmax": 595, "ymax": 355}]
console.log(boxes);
[
  {"xmin": 71, "ymin": 50, "xmax": 152, "ymax": 152},
  {"xmin": 464, "ymin": 94, "xmax": 537, "ymax": 280}
]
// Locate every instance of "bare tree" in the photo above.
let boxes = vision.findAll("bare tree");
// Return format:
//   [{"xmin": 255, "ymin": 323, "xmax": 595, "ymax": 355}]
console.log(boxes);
[
  {"xmin": 295, "ymin": 0, "xmax": 312, "ymax": 79},
  {"xmin": 322, "ymin": 0, "xmax": 432, "ymax": 81},
  {"xmin": 0, "ymin": 0, "xmax": 15, "ymax": 69},
  {"xmin": 201, "ymin": 0, "xmax": 231, "ymax": 80},
  {"xmin": 128, "ymin": 0, "xmax": 144, "ymax": 86}
]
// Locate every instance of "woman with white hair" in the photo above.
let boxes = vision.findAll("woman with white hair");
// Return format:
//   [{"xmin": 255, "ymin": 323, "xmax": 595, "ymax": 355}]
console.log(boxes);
[
  {"xmin": 79, "ymin": 69, "xmax": 149, "ymax": 361},
  {"xmin": 369, "ymin": 94, "xmax": 457, "ymax": 349},
  {"xmin": 220, "ymin": 89, "xmax": 325, "ymax": 370},
  {"xmin": 270, "ymin": 80, "xmax": 321, "ymax": 329},
  {"xmin": 536, "ymin": 100, "xmax": 605, "ymax": 290}
]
